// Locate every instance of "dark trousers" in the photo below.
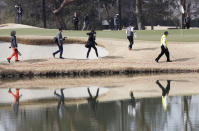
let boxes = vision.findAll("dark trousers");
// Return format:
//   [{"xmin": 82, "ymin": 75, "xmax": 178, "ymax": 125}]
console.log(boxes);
[
  {"xmin": 53, "ymin": 44, "xmax": 63, "ymax": 58},
  {"xmin": 185, "ymin": 23, "xmax": 190, "ymax": 29},
  {"xmin": 87, "ymin": 45, "xmax": 98, "ymax": 58},
  {"xmin": 114, "ymin": 25, "xmax": 119, "ymax": 30},
  {"xmin": 74, "ymin": 23, "xmax": 78, "ymax": 30},
  {"xmin": 16, "ymin": 14, "xmax": 22, "ymax": 24},
  {"xmin": 156, "ymin": 45, "xmax": 170, "ymax": 61},
  {"xmin": 127, "ymin": 36, "xmax": 134, "ymax": 49}
]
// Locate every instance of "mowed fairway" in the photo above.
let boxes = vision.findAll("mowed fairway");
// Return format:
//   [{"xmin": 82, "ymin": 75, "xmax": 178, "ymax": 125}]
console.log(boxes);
[{"xmin": 0, "ymin": 28, "xmax": 199, "ymax": 42}]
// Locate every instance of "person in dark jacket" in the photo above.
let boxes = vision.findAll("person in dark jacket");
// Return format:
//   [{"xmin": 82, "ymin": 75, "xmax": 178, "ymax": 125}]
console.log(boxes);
[
  {"xmin": 15, "ymin": 4, "xmax": 23, "ymax": 24},
  {"xmin": 114, "ymin": 14, "xmax": 120, "ymax": 30},
  {"xmin": 82, "ymin": 13, "xmax": 89, "ymax": 30},
  {"xmin": 7, "ymin": 30, "xmax": 19, "ymax": 63},
  {"xmin": 86, "ymin": 29, "xmax": 98, "ymax": 58},
  {"xmin": 53, "ymin": 28, "xmax": 65, "ymax": 59},
  {"xmin": 73, "ymin": 12, "xmax": 79, "ymax": 30},
  {"xmin": 184, "ymin": 14, "xmax": 191, "ymax": 29}
]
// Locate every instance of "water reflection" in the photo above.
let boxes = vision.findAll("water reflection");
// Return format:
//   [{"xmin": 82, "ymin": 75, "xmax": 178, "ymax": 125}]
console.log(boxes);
[
  {"xmin": 1, "ymin": 81, "xmax": 199, "ymax": 131},
  {"xmin": 8, "ymin": 88, "xmax": 22, "ymax": 115},
  {"xmin": 184, "ymin": 96, "xmax": 193, "ymax": 131},
  {"xmin": 54, "ymin": 89, "xmax": 65, "ymax": 118},
  {"xmin": 128, "ymin": 91, "xmax": 136, "ymax": 117},
  {"xmin": 156, "ymin": 80, "xmax": 171, "ymax": 111},
  {"xmin": 87, "ymin": 88, "xmax": 99, "ymax": 113}
]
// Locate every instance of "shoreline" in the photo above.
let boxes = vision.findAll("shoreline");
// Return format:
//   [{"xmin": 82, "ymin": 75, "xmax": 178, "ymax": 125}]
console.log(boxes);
[{"xmin": 1, "ymin": 73, "xmax": 199, "ymax": 106}]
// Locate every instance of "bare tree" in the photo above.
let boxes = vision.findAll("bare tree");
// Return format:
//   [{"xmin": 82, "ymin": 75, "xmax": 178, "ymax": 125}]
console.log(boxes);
[
  {"xmin": 53, "ymin": 0, "xmax": 77, "ymax": 14},
  {"xmin": 181, "ymin": 0, "xmax": 186, "ymax": 29},
  {"xmin": 136, "ymin": 0, "xmax": 143, "ymax": 30},
  {"xmin": 47, "ymin": 0, "xmax": 67, "ymax": 29},
  {"xmin": 42, "ymin": 0, "xmax": 46, "ymax": 28}
]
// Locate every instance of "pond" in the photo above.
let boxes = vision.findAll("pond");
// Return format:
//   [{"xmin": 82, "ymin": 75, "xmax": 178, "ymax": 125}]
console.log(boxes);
[
  {"xmin": 0, "ymin": 95, "xmax": 199, "ymax": 131},
  {"xmin": 1, "ymin": 74, "xmax": 199, "ymax": 131}
]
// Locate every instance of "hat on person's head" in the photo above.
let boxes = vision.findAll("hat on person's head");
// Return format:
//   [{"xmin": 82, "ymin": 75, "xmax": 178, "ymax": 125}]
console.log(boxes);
[
  {"xmin": 10, "ymin": 30, "xmax": 16, "ymax": 36},
  {"xmin": 58, "ymin": 28, "xmax": 63, "ymax": 31},
  {"xmin": 164, "ymin": 31, "xmax": 168, "ymax": 35},
  {"xmin": 129, "ymin": 23, "xmax": 133, "ymax": 26}
]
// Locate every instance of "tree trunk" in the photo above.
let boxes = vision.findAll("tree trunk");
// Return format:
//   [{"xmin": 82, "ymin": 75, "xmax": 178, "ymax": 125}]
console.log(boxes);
[
  {"xmin": 136, "ymin": 0, "xmax": 143, "ymax": 30},
  {"xmin": 42, "ymin": 0, "xmax": 47, "ymax": 28},
  {"xmin": 47, "ymin": 0, "xmax": 66, "ymax": 29},
  {"xmin": 54, "ymin": 14, "xmax": 66, "ymax": 29},
  {"xmin": 181, "ymin": 0, "xmax": 186, "ymax": 29},
  {"xmin": 53, "ymin": 0, "xmax": 76, "ymax": 14},
  {"xmin": 118, "ymin": 0, "xmax": 122, "ymax": 30}
]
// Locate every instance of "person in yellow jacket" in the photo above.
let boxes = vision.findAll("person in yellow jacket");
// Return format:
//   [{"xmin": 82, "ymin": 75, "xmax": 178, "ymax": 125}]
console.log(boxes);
[{"xmin": 155, "ymin": 31, "xmax": 172, "ymax": 62}]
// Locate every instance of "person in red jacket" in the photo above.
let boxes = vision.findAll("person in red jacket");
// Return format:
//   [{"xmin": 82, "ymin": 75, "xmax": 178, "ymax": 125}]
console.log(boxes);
[{"xmin": 7, "ymin": 30, "xmax": 19, "ymax": 63}]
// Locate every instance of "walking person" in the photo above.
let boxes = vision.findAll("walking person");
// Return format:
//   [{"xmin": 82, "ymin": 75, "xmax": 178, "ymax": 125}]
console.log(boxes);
[
  {"xmin": 53, "ymin": 28, "xmax": 65, "ymax": 59},
  {"xmin": 7, "ymin": 30, "xmax": 19, "ymax": 63},
  {"xmin": 82, "ymin": 13, "xmax": 89, "ymax": 31},
  {"xmin": 15, "ymin": 4, "xmax": 23, "ymax": 24},
  {"xmin": 73, "ymin": 12, "xmax": 79, "ymax": 30},
  {"xmin": 85, "ymin": 29, "xmax": 98, "ymax": 58},
  {"xmin": 155, "ymin": 31, "xmax": 172, "ymax": 63},
  {"xmin": 126, "ymin": 23, "xmax": 136, "ymax": 50}
]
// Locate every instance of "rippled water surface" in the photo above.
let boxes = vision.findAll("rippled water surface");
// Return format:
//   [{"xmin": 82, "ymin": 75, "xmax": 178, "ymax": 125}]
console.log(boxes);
[{"xmin": 0, "ymin": 95, "xmax": 199, "ymax": 131}]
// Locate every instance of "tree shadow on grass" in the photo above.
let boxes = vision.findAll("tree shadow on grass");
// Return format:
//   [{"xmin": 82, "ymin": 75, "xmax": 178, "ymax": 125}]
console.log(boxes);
[{"xmin": 133, "ymin": 47, "xmax": 158, "ymax": 51}]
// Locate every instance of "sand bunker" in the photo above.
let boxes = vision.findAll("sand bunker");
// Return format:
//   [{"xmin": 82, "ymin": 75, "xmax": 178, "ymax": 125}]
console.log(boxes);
[
  {"xmin": 0, "ymin": 23, "xmax": 38, "ymax": 29},
  {"xmin": 0, "ymin": 86, "xmax": 109, "ymax": 104},
  {"xmin": 0, "ymin": 42, "xmax": 109, "ymax": 62}
]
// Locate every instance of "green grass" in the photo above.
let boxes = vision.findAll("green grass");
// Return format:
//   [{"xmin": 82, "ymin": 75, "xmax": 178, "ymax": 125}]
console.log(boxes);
[{"xmin": 0, "ymin": 28, "xmax": 199, "ymax": 42}]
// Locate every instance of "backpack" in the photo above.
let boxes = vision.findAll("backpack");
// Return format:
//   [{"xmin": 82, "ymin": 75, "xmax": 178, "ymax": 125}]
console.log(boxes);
[
  {"xmin": 53, "ymin": 37, "xmax": 58, "ymax": 43},
  {"xmin": 85, "ymin": 42, "xmax": 91, "ymax": 48}
]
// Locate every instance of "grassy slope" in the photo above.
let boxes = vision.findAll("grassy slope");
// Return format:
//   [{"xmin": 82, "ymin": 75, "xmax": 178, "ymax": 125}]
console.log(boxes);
[{"xmin": 0, "ymin": 28, "xmax": 199, "ymax": 42}]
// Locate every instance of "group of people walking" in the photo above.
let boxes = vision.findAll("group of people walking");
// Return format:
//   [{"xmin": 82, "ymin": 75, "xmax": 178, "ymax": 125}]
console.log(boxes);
[
  {"xmin": 6, "ymin": 25, "xmax": 172, "ymax": 63},
  {"xmin": 52, "ymin": 28, "xmax": 98, "ymax": 59},
  {"xmin": 126, "ymin": 24, "xmax": 172, "ymax": 62}
]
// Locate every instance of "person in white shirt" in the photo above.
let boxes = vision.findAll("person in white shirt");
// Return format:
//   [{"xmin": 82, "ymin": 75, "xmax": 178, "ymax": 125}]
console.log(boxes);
[{"xmin": 126, "ymin": 23, "xmax": 136, "ymax": 50}]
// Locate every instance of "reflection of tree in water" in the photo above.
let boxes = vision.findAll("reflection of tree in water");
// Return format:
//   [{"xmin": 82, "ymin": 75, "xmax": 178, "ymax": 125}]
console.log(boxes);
[
  {"xmin": 135, "ymin": 100, "xmax": 150, "ymax": 131},
  {"xmin": 183, "ymin": 96, "xmax": 193, "ymax": 131}
]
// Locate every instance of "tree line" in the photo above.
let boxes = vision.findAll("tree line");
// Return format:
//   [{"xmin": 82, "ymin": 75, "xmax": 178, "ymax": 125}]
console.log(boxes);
[{"xmin": 0, "ymin": 0, "xmax": 198, "ymax": 30}]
